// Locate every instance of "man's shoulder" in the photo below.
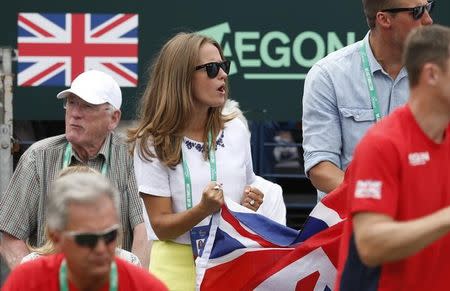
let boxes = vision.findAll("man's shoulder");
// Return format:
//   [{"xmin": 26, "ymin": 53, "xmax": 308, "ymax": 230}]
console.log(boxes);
[
  {"xmin": 115, "ymin": 257, "xmax": 148, "ymax": 275},
  {"xmin": 110, "ymin": 131, "xmax": 130, "ymax": 150},
  {"xmin": 313, "ymin": 39, "xmax": 362, "ymax": 70},
  {"xmin": 115, "ymin": 258, "xmax": 167, "ymax": 290},
  {"xmin": 109, "ymin": 132, "xmax": 133, "ymax": 169},
  {"xmin": 3, "ymin": 254, "xmax": 61, "ymax": 289},
  {"xmin": 27, "ymin": 134, "xmax": 67, "ymax": 152},
  {"xmin": 18, "ymin": 134, "xmax": 66, "ymax": 163}
]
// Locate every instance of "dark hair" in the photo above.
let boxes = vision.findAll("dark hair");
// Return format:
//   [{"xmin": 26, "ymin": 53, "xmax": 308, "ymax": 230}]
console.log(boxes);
[
  {"xmin": 404, "ymin": 25, "xmax": 450, "ymax": 87},
  {"xmin": 362, "ymin": 0, "xmax": 394, "ymax": 29}
]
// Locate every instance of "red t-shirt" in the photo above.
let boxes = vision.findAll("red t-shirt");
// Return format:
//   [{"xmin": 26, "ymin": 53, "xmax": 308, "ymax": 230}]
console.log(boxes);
[
  {"xmin": 3, "ymin": 253, "xmax": 168, "ymax": 291},
  {"xmin": 335, "ymin": 105, "xmax": 450, "ymax": 291}
]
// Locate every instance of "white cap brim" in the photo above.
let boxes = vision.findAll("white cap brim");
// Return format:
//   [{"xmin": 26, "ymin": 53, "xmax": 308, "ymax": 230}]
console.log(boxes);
[{"xmin": 56, "ymin": 88, "xmax": 109, "ymax": 105}]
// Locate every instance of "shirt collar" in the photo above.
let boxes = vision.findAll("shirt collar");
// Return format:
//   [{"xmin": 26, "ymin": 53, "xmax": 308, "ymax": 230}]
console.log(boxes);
[
  {"xmin": 68, "ymin": 132, "xmax": 112, "ymax": 163},
  {"xmin": 363, "ymin": 31, "xmax": 408, "ymax": 80},
  {"xmin": 363, "ymin": 31, "xmax": 383, "ymax": 74},
  {"xmin": 97, "ymin": 132, "xmax": 112, "ymax": 162}
]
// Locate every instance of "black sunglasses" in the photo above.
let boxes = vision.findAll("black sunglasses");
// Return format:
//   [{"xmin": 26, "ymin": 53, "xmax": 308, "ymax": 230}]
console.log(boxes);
[
  {"xmin": 195, "ymin": 60, "xmax": 231, "ymax": 78},
  {"xmin": 64, "ymin": 224, "xmax": 120, "ymax": 248},
  {"xmin": 381, "ymin": 1, "xmax": 434, "ymax": 20}
]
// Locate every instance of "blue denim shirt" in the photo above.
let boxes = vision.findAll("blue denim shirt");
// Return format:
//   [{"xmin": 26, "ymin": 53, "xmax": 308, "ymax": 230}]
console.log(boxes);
[{"xmin": 302, "ymin": 32, "xmax": 409, "ymax": 200}]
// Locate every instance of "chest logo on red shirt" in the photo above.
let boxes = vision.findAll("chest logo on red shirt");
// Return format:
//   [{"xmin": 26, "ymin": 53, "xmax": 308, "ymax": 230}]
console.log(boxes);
[
  {"xmin": 355, "ymin": 180, "xmax": 382, "ymax": 199},
  {"xmin": 408, "ymin": 152, "xmax": 430, "ymax": 166}
]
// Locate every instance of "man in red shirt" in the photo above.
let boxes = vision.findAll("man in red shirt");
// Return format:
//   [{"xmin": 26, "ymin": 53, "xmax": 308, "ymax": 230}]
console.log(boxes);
[
  {"xmin": 2, "ymin": 172, "xmax": 167, "ymax": 290},
  {"xmin": 335, "ymin": 24, "xmax": 450, "ymax": 290}
]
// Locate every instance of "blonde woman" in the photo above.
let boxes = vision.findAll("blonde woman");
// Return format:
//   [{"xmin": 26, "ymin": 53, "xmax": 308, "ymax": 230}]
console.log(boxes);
[
  {"xmin": 128, "ymin": 32, "xmax": 265, "ymax": 290},
  {"xmin": 21, "ymin": 165, "xmax": 141, "ymax": 266}
]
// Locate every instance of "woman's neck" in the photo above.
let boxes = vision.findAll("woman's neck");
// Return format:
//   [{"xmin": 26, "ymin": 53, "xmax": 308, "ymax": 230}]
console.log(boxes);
[{"xmin": 185, "ymin": 106, "xmax": 209, "ymax": 141}]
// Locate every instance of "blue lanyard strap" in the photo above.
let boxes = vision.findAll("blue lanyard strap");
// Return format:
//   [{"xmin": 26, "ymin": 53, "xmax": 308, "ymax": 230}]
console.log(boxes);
[
  {"xmin": 360, "ymin": 41, "xmax": 382, "ymax": 122},
  {"xmin": 62, "ymin": 142, "xmax": 109, "ymax": 175},
  {"xmin": 59, "ymin": 259, "xmax": 118, "ymax": 291},
  {"xmin": 182, "ymin": 131, "xmax": 217, "ymax": 210}
]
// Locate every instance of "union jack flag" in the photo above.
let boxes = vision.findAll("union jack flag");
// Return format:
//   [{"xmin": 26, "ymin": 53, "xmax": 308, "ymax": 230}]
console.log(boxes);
[
  {"xmin": 196, "ymin": 182, "xmax": 348, "ymax": 291},
  {"xmin": 17, "ymin": 13, "xmax": 138, "ymax": 87}
]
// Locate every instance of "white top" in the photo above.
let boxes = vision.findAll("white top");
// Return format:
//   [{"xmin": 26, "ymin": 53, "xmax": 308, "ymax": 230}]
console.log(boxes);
[{"xmin": 134, "ymin": 118, "xmax": 256, "ymax": 244}]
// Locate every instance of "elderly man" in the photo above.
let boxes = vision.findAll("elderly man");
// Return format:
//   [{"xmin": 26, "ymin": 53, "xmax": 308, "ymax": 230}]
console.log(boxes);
[
  {"xmin": 0, "ymin": 70, "xmax": 148, "ymax": 269},
  {"xmin": 335, "ymin": 24, "xmax": 450, "ymax": 290},
  {"xmin": 302, "ymin": 0, "xmax": 434, "ymax": 201},
  {"xmin": 2, "ymin": 172, "xmax": 166, "ymax": 290}
]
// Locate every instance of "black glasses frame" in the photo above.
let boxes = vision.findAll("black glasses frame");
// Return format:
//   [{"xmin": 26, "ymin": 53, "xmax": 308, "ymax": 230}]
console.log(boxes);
[
  {"xmin": 64, "ymin": 224, "xmax": 120, "ymax": 248},
  {"xmin": 195, "ymin": 60, "xmax": 231, "ymax": 78},
  {"xmin": 381, "ymin": 1, "xmax": 435, "ymax": 20}
]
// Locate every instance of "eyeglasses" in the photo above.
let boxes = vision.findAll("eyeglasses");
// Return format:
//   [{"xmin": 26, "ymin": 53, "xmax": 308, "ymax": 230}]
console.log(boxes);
[
  {"xmin": 195, "ymin": 60, "xmax": 231, "ymax": 78},
  {"xmin": 63, "ymin": 97, "xmax": 111, "ymax": 114},
  {"xmin": 381, "ymin": 1, "xmax": 434, "ymax": 20},
  {"xmin": 64, "ymin": 224, "xmax": 120, "ymax": 248}
]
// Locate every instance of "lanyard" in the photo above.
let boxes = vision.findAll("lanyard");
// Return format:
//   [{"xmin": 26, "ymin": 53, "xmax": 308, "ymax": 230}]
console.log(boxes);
[
  {"xmin": 360, "ymin": 41, "xmax": 382, "ymax": 122},
  {"xmin": 62, "ymin": 143, "xmax": 109, "ymax": 175},
  {"xmin": 182, "ymin": 131, "xmax": 217, "ymax": 210},
  {"xmin": 59, "ymin": 259, "xmax": 118, "ymax": 291}
]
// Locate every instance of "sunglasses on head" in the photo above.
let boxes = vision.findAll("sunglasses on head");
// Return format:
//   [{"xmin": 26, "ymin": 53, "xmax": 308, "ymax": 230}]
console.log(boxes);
[
  {"xmin": 64, "ymin": 224, "xmax": 120, "ymax": 248},
  {"xmin": 195, "ymin": 60, "xmax": 231, "ymax": 78},
  {"xmin": 381, "ymin": 1, "xmax": 435, "ymax": 20}
]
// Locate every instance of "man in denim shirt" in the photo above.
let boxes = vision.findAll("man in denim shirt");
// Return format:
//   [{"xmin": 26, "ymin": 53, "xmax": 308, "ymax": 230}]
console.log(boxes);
[{"xmin": 302, "ymin": 0, "xmax": 434, "ymax": 200}]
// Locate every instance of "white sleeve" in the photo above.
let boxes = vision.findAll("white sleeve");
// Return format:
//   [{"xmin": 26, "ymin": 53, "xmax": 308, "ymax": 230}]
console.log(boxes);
[
  {"xmin": 133, "ymin": 145, "xmax": 171, "ymax": 197},
  {"xmin": 234, "ymin": 117, "xmax": 256, "ymax": 185},
  {"xmin": 253, "ymin": 176, "xmax": 287, "ymax": 225},
  {"xmin": 245, "ymin": 136, "xmax": 256, "ymax": 185}
]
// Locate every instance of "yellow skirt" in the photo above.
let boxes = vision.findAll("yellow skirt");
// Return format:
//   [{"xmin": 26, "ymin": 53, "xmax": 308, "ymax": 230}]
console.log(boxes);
[{"xmin": 150, "ymin": 240, "xmax": 195, "ymax": 291}]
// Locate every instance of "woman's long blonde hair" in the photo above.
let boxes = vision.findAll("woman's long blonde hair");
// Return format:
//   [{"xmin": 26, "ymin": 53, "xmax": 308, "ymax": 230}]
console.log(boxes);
[{"xmin": 128, "ymin": 32, "xmax": 234, "ymax": 168}]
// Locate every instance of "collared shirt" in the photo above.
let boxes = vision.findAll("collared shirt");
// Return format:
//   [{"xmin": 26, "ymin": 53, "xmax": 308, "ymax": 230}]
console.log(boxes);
[
  {"xmin": 0, "ymin": 132, "xmax": 143, "ymax": 250},
  {"xmin": 302, "ymin": 32, "xmax": 409, "ymax": 200}
]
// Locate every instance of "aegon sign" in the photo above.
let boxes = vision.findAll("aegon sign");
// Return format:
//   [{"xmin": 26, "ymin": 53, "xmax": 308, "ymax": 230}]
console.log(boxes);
[{"xmin": 199, "ymin": 22, "xmax": 356, "ymax": 80}]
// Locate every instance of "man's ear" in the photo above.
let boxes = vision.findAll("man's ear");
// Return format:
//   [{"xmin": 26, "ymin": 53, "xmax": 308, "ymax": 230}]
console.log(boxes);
[
  {"xmin": 375, "ymin": 11, "xmax": 393, "ymax": 29},
  {"xmin": 422, "ymin": 63, "xmax": 440, "ymax": 85},
  {"xmin": 108, "ymin": 110, "xmax": 121, "ymax": 131}
]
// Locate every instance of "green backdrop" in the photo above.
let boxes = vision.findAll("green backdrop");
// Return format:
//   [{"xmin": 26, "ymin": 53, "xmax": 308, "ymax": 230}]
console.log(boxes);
[{"xmin": 2, "ymin": 0, "xmax": 448, "ymax": 121}]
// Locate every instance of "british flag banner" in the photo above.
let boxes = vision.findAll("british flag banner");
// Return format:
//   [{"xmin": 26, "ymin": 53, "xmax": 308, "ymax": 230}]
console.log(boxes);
[
  {"xmin": 17, "ymin": 13, "xmax": 138, "ymax": 87},
  {"xmin": 196, "ymin": 184, "xmax": 347, "ymax": 291}
]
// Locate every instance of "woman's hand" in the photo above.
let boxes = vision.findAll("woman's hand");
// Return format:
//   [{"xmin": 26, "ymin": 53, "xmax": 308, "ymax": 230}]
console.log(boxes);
[
  {"xmin": 198, "ymin": 182, "xmax": 225, "ymax": 215},
  {"xmin": 143, "ymin": 183, "xmax": 224, "ymax": 241},
  {"xmin": 241, "ymin": 186, "xmax": 264, "ymax": 211}
]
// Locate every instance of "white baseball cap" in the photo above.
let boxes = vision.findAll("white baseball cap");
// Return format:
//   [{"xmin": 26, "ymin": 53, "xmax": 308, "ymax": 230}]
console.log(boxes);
[{"xmin": 57, "ymin": 70, "xmax": 122, "ymax": 110}]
